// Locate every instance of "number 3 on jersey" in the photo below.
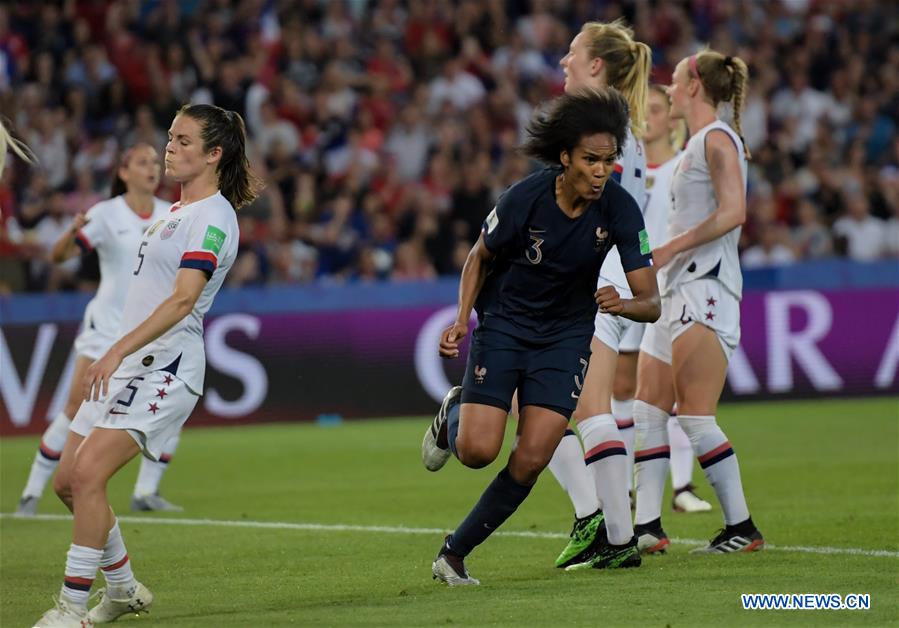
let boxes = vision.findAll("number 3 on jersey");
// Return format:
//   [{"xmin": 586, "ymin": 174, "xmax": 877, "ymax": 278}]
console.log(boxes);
[{"xmin": 133, "ymin": 241, "xmax": 148, "ymax": 276}]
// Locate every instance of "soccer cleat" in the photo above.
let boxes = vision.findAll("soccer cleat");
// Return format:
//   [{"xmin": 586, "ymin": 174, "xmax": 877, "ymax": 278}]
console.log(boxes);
[
  {"xmin": 564, "ymin": 536, "xmax": 642, "ymax": 571},
  {"xmin": 88, "ymin": 582, "xmax": 153, "ymax": 623},
  {"xmin": 130, "ymin": 493, "xmax": 183, "ymax": 512},
  {"xmin": 421, "ymin": 385, "xmax": 462, "ymax": 472},
  {"xmin": 634, "ymin": 518, "xmax": 670, "ymax": 554},
  {"xmin": 16, "ymin": 494, "xmax": 40, "ymax": 516},
  {"xmin": 554, "ymin": 509, "xmax": 605, "ymax": 568},
  {"xmin": 32, "ymin": 595, "xmax": 93, "ymax": 627},
  {"xmin": 672, "ymin": 484, "xmax": 713, "ymax": 513},
  {"xmin": 691, "ymin": 524, "xmax": 764, "ymax": 554},
  {"xmin": 432, "ymin": 536, "xmax": 479, "ymax": 586}
]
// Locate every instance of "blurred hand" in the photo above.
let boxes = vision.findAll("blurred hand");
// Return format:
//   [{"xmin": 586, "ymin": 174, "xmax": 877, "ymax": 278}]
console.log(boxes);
[
  {"xmin": 439, "ymin": 321, "xmax": 469, "ymax": 359},
  {"xmin": 83, "ymin": 348, "xmax": 123, "ymax": 402},
  {"xmin": 595, "ymin": 285, "xmax": 624, "ymax": 315},
  {"xmin": 652, "ymin": 243, "xmax": 673, "ymax": 269},
  {"xmin": 70, "ymin": 213, "xmax": 89, "ymax": 233}
]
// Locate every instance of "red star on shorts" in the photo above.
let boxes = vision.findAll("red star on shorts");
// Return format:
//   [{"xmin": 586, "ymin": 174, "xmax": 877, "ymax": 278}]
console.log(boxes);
[
  {"xmin": 162, "ymin": 374, "xmax": 174, "ymax": 385},
  {"xmin": 156, "ymin": 388, "xmax": 168, "ymax": 399},
  {"xmin": 705, "ymin": 311, "xmax": 715, "ymax": 320},
  {"xmin": 148, "ymin": 402, "xmax": 160, "ymax": 415},
  {"xmin": 706, "ymin": 297, "xmax": 717, "ymax": 307}
]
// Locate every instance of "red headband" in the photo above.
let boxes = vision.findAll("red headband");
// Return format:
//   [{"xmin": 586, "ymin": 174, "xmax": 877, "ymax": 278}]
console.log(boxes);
[{"xmin": 688, "ymin": 54, "xmax": 701, "ymax": 81}]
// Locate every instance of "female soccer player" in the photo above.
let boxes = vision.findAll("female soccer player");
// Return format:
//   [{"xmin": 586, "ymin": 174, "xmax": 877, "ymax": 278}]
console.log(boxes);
[
  {"xmin": 548, "ymin": 19, "xmax": 655, "ymax": 570},
  {"xmin": 421, "ymin": 87, "xmax": 659, "ymax": 585},
  {"xmin": 16, "ymin": 144, "xmax": 182, "ymax": 518},
  {"xmin": 634, "ymin": 51, "xmax": 764, "ymax": 554},
  {"xmin": 637, "ymin": 86, "xmax": 712, "ymax": 521},
  {"xmin": 34, "ymin": 104, "xmax": 259, "ymax": 627}
]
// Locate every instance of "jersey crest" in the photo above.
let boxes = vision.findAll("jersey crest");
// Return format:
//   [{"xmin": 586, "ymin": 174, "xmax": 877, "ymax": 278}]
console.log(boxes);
[{"xmin": 161, "ymin": 218, "xmax": 181, "ymax": 240}]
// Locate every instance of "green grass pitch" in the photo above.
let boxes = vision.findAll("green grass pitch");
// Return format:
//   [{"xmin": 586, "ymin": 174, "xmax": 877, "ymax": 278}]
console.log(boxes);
[{"xmin": 2, "ymin": 397, "xmax": 897, "ymax": 626}]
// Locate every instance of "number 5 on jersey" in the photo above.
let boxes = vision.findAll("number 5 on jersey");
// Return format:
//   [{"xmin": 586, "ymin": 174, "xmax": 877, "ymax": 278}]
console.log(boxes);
[{"xmin": 134, "ymin": 241, "xmax": 148, "ymax": 276}]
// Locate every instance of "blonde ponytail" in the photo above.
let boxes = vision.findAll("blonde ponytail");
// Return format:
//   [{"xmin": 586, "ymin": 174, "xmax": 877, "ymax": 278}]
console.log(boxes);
[
  {"xmin": 0, "ymin": 121, "xmax": 35, "ymax": 176},
  {"xmin": 580, "ymin": 19, "xmax": 652, "ymax": 138}
]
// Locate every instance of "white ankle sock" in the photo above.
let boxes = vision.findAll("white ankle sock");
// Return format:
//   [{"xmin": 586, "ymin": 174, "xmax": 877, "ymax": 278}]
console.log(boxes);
[
  {"xmin": 633, "ymin": 401, "xmax": 670, "ymax": 525},
  {"xmin": 668, "ymin": 417, "xmax": 695, "ymax": 490},
  {"xmin": 22, "ymin": 412, "xmax": 70, "ymax": 498},
  {"xmin": 611, "ymin": 397, "xmax": 635, "ymax": 492},
  {"xmin": 579, "ymin": 414, "xmax": 632, "ymax": 545}
]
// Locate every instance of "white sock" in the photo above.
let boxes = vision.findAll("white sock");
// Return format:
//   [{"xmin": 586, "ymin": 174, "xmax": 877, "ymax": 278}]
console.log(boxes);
[
  {"xmin": 547, "ymin": 429, "xmax": 600, "ymax": 519},
  {"xmin": 62, "ymin": 544, "xmax": 103, "ymax": 608},
  {"xmin": 579, "ymin": 414, "xmax": 633, "ymax": 545},
  {"xmin": 611, "ymin": 398, "xmax": 635, "ymax": 492},
  {"xmin": 668, "ymin": 417, "xmax": 695, "ymax": 490},
  {"xmin": 100, "ymin": 519, "xmax": 136, "ymax": 598},
  {"xmin": 678, "ymin": 415, "xmax": 750, "ymax": 525},
  {"xmin": 133, "ymin": 432, "xmax": 179, "ymax": 496},
  {"xmin": 633, "ymin": 401, "xmax": 670, "ymax": 525},
  {"xmin": 22, "ymin": 411, "xmax": 71, "ymax": 498}
]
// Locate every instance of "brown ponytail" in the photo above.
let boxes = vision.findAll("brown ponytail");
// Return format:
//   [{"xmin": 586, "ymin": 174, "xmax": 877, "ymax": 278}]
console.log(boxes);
[{"xmin": 177, "ymin": 104, "xmax": 263, "ymax": 209}]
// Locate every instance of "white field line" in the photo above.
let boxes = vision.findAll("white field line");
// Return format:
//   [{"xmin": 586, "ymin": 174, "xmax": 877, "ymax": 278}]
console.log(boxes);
[{"xmin": 2, "ymin": 513, "xmax": 897, "ymax": 559}]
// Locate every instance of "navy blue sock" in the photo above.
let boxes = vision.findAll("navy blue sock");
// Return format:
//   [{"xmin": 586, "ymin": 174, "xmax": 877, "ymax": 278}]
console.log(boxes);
[
  {"xmin": 447, "ymin": 467, "xmax": 533, "ymax": 557},
  {"xmin": 446, "ymin": 402, "xmax": 461, "ymax": 459}
]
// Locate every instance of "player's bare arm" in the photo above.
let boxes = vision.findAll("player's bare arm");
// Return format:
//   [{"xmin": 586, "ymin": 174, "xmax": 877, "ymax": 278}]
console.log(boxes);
[
  {"xmin": 84, "ymin": 268, "xmax": 209, "ymax": 400},
  {"xmin": 595, "ymin": 266, "xmax": 660, "ymax": 322},
  {"xmin": 653, "ymin": 131, "xmax": 746, "ymax": 268},
  {"xmin": 49, "ymin": 213, "xmax": 90, "ymax": 263},
  {"xmin": 439, "ymin": 234, "xmax": 495, "ymax": 359}
]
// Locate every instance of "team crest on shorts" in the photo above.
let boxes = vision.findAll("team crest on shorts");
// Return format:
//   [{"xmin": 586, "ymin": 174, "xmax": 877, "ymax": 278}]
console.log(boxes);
[
  {"xmin": 161, "ymin": 219, "xmax": 181, "ymax": 240},
  {"xmin": 474, "ymin": 365, "xmax": 487, "ymax": 384}
]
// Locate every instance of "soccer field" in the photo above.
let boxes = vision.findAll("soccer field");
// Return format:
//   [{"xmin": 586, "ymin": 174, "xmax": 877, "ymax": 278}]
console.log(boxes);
[{"xmin": 2, "ymin": 397, "xmax": 897, "ymax": 626}]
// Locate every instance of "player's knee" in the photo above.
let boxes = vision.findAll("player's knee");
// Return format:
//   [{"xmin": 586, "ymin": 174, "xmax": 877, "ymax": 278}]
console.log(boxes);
[
  {"xmin": 53, "ymin": 471, "xmax": 73, "ymax": 507},
  {"xmin": 69, "ymin": 459, "xmax": 103, "ymax": 498},
  {"xmin": 456, "ymin": 437, "xmax": 498, "ymax": 469},
  {"xmin": 507, "ymin": 448, "xmax": 550, "ymax": 485},
  {"xmin": 63, "ymin": 400, "xmax": 81, "ymax": 421}
]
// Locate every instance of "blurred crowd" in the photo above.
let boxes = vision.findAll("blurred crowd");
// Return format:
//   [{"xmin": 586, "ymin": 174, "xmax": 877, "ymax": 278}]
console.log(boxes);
[{"xmin": 0, "ymin": 0, "xmax": 897, "ymax": 293}]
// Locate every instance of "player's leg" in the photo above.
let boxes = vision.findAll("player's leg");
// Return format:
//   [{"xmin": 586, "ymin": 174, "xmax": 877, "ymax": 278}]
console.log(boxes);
[
  {"xmin": 89, "ymin": 371, "xmax": 198, "ymax": 622},
  {"xmin": 669, "ymin": 416, "xmax": 712, "ymax": 513},
  {"xmin": 556, "ymin": 336, "xmax": 639, "ymax": 571},
  {"xmin": 611, "ymin": 350, "xmax": 638, "ymax": 496},
  {"xmin": 671, "ymin": 290, "xmax": 762, "ymax": 553},
  {"xmin": 35, "ymin": 425, "xmax": 139, "ymax": 626},
  {"xmin": 131, "ymin": 432, "xmax": 183, "ymax": 512},
  {"xmin": 433, "ymin": 403, "xmax": 569, "ymax": 585},
  {"xmin": 632, "ymin": 344, "xmax": 676, "ymax": 554},
  {"xmin": 422, "ymin": 326, "xmax": 518, "ymax": 472},
  {"xmin": 17, "ymin": 355, "xmax": 92, "ymax": 515}
]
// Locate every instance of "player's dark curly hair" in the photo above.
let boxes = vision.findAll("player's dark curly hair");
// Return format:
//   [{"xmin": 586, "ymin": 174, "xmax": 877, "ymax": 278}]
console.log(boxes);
[{"xmin": 521, "ymin": 87, "xmax": 630, "ymax": 166}]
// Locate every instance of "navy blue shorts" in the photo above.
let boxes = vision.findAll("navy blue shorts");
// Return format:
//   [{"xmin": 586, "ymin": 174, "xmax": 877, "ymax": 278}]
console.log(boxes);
[{"xmin": 460, "ymin": 325, "xmax": 592, "ymax": 419}]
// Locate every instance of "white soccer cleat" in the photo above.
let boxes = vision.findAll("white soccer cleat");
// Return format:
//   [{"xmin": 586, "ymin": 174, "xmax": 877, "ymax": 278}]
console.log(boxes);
[
  {"xmin": 16, "ymin": 494, "xmax": 40, "ymax": 517},
  {"xmin": 87, "ymin": 582, "xmax": 153, "ymax": 624},
  {"xmin": 33, "ymin": 596, "xmax": 93, "ymax": 627},
  {"xmin": 130, "ymin": 493, "xmax": 184, "ymax": 512},
  {"xmin": 421, "ymin": 386, "xmax": 461, "ymax": 472},
  {"xmin": 672, "ymin": 485, "xmax": 713, "ymax": 513}
]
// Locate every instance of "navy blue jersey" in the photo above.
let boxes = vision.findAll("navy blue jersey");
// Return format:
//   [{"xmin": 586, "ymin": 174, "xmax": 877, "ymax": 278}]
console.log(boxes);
[{"xmin": 476, "ymin": 168, "xmax": 652, "ymax": 343}]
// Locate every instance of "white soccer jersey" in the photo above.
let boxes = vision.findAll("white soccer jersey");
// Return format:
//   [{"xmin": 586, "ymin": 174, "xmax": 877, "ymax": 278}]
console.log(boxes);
[
  {"xmin": 75, "ymin": 196, "xmax": 170, "ymax": 341},
  {"xmin": 643, "ymin": 154, "xmax": 681, "ymax": 249},
  {"xmin": 116, "ymin": 191, "xmax": 239, "ymax": 393},
  {"xmin": 598, "ymin": 127, "xmax": 647, "ymax": 290},
  {"xmin": 659, "ymin": 119, "xmax": 747, "ymax": 299}
]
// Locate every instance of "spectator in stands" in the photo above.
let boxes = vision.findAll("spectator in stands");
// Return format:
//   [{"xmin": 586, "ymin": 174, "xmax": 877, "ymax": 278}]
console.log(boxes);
[{"xmin": 832, "ymin": 190, "xmax": 886, "ymax": 261}]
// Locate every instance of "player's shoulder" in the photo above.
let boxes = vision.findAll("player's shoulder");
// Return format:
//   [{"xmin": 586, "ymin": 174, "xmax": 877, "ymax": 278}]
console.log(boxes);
[
  {"xmin": 85, "ymin": 195, "xmax": 123, "ymax": 219},
  {"xmin": 603, "ymin": 177, "xmax": 638, "ymax": 209},
  {"xmin": 502, "ymin": 167, "xmax": 554, "ymax": 206},
  {"xmin": 191, "ymin": 192, "xmax": 238, "ymax": 225}
]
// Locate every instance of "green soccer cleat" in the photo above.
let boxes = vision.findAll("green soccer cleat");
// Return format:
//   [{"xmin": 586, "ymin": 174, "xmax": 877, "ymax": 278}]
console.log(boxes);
[
  {"xmin": 565, "ymin": 535, "xmax": 642, "ymax": 571},
  {"xmin": 554, "ymin": 509, "xmax": 605, "ymax": 568}
]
